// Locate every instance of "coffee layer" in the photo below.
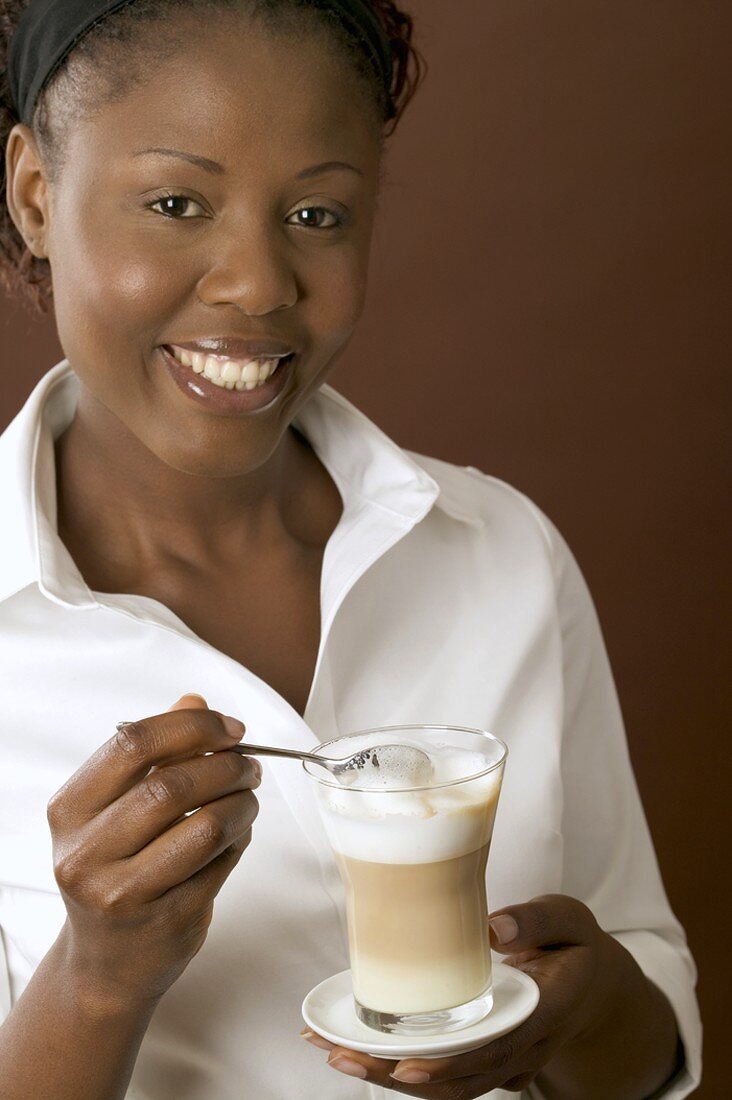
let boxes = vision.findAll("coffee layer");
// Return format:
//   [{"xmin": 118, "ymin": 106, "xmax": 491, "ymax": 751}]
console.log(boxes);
[{"xmin": 339, "ymin": 845, "xmax": 492, "ymax": 1013}]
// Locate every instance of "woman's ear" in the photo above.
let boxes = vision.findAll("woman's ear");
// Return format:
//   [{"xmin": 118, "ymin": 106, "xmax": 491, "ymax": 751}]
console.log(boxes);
[{"xmin": 5, "ymin": 122, "xmax": 50, "ymax": 258}]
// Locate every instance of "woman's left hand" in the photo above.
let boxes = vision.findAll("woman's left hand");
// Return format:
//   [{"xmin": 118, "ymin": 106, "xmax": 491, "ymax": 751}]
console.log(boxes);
[{"xmin": 301, "ymin": 894, "xmax": 637, "ymax": 1096}]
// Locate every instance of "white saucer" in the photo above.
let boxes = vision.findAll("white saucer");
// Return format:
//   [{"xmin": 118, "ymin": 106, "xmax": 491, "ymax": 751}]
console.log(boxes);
[{"xmin": 301, "ymin": 961, "xmax": 540, "ymax": 1060}]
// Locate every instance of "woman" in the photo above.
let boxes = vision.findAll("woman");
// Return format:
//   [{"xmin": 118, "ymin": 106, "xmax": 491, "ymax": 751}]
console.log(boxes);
[{"xmin": 0, "ymin": 1, "xmax": 701, "ymax": 1097}]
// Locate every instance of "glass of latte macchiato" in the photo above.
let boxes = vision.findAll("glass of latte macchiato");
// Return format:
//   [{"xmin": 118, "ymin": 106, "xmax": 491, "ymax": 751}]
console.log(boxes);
[{"xmin": 303, "ymin": 725, "xmax": 507, "ymax": 1035}]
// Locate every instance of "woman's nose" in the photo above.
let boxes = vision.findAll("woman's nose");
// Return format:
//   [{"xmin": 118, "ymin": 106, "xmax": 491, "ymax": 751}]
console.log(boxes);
[{"xmin": 196, "ymin": 229, "xmax": 299, "ymax": 315}]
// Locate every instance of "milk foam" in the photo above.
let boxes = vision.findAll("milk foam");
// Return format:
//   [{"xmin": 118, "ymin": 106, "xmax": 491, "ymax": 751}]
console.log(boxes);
[
  {"xmin": 336, "ymin": 744, "xmax": 434, "ymax": 789},
  {"xmin": 314, "ymin": 740, "xmax": 503, "ymax": 865}
]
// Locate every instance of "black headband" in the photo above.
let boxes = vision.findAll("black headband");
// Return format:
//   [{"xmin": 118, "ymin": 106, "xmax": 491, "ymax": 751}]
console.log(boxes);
[{"xmin": 8, "ymin": 0, "xmax": 393, "ymax": 126}]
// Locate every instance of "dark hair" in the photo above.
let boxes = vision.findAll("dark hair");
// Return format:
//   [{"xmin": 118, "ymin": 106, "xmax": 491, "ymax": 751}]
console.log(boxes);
[{"xmin": 0, "ymin": 0, "xmax": 425, "ymax": 315}]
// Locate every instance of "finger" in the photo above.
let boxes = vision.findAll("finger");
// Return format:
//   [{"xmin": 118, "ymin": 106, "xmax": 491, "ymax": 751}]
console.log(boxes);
[
  {"xmin": 323, "ymin": 1047, "xmax": 487, "ymax": 1097},
  {"xmin": 300, "ymin": 1028, "xmax": 336, "ymax": 1053},
  {"xmin": 145, "ymin": 694, "xmax": 210, "ymax": 781},
  {"xmin": 128, "ymin": 788, "xmax": 259, "ymax": 898},
  {"xmin": 488, "ymin": 894, "xmax": 599, "ymax": 953},
  {"xmin": 390, "ymin": 1020, "xmax": 541, "ymax": 1086},
  {"xmin": 160, "ymin": 828, "xmax": 252, "ymax": 911},
  {"xmin": 324, "ymin": 1049, "xmax": 397, "ymax": 1088},
  {"xmin": 90, "ymin": 749, "xmax": 262, "ymax": 858},
  {"xmin": 169, "ymin": 694, "xmax": 209, "ymax": 711},
  {"xmin": 48, "ymin": 698, "xmax": 246, "ymax": 825}
]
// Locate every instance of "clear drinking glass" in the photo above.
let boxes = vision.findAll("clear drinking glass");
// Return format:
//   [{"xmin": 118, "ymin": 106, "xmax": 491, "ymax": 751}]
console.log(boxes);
[{"xmin": 303, "ymin": 725, "xmax": 507, "ymax": 1035}]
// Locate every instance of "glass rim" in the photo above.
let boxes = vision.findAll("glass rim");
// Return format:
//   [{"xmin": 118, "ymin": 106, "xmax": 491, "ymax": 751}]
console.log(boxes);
[{"xmin": 302, "ymin": 723, "xmax": 508, "ymax": 793}]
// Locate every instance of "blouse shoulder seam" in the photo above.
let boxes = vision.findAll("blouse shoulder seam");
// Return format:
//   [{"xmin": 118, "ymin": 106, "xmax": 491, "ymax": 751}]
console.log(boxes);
[{"xmin": 409, "ymin": 452, "xmax": 559, "ymax": 564}]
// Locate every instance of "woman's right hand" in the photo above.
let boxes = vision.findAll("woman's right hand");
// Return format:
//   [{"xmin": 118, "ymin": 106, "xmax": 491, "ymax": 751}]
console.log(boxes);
[{"xmin": 46, "ymin": 694, "xmax": 260, "ymax": 1012}]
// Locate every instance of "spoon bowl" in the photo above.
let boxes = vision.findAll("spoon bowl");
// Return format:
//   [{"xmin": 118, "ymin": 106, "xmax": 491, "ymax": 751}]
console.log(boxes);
[{"xmin": 231, "ymin": 740, "xmax": 433, "ymax": 787}]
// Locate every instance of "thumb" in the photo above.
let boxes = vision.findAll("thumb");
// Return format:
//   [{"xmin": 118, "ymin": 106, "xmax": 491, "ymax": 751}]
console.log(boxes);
[
  {"xmin": 489, "ymin": 894, "xmax": 599, "ymax": 953},
  {"xmin": 167, "ymin": 693, "xmax": 209, "ymax": 711}
]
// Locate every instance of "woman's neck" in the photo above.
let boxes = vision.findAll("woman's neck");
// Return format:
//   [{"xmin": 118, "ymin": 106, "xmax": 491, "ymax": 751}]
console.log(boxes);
[{"xmin": 54, "ymin": 389, "xmax": 341, "ymax": 589}]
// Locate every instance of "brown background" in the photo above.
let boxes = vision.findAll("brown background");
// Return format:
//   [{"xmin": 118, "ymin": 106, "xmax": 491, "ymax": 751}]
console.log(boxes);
[{"xmin": 1, "ymin": 1, "xmax": 728, "ymax": 1093}]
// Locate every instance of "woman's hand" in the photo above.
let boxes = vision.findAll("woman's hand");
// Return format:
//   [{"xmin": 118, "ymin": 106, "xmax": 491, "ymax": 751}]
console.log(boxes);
[
  {"xmin": 47, "ymin": 694, "xmax": 260, "ymax": 1014},
  {"xmin": 302, "ymin": 894, "xmax": 679, "ymax": 1098}
]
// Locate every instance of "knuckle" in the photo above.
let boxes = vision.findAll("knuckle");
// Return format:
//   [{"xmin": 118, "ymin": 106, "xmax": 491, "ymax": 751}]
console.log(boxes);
[
  {"xmin": 97, "ymin": 880, "xmax": 132, "ymax": 914},
  {"xmin": 46, "ymin": 789, "xmax": 66, "ymax": 828},
  {"xmin": 190, "ymin": 812, "xmax": 227, "ymax": 852},
  {"xmin": 143, "ymin": 774, "xmax": 176, "ymax": 809},
  {"xmin": 54, "ymin": 847, "xmax": 86, "ymax": 891},
  {"xmin": 144, "ymin": 765, "xmax": 194, "ymax": 809},
  {"xmin": 114, "ymin": 720, "xmax": 147, "ymax": 763}
]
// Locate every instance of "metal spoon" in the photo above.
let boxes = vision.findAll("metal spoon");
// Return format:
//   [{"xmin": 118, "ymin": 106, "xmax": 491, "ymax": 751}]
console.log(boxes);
[{"xmin": 231, "ymin": 740, "xmax": 433, "ymax": 786}]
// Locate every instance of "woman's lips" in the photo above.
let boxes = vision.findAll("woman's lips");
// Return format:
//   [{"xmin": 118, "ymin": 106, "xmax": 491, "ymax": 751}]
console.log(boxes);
[
  {"xmin": 169, "ymin": 337, "xmax": 295, "ymax": 359},
  {"xmin": 159, "ymin": 344, "xmax": 295, "ymax": 416}
]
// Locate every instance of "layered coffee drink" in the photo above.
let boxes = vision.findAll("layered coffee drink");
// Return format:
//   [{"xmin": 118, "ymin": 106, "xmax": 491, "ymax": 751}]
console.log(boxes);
[{"xmin": 305, "ymin": 726, "xmax": 506, "ymax": 1035}]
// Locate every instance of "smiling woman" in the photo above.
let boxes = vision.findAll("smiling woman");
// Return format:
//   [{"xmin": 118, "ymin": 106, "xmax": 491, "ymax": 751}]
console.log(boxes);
[
  {"xmin": 0, "ymin": 2, "xmax": 701, "ymax": 1100},
  {"xmin": 0, "ymin": 0, "xmax": 420, "ymax": 309}
]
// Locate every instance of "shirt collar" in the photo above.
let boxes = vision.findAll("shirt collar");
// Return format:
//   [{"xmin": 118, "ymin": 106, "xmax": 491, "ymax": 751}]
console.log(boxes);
[{"xmin": 0, "ymin": 360, "xmax": 470, "ymax": 609}]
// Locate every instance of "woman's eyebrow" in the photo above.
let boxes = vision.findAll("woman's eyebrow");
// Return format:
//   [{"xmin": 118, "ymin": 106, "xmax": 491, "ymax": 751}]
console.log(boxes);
[
  {"xmin": 130, "ymin": 147, "xmax": 363, "ymax": 180},
  {"xmin": 131, "ymin": 147, "xmax": 225, "ymax": 174},
  {"xmin": 295, "ymin": 160, "xmax": 364, "ymax": 180}
]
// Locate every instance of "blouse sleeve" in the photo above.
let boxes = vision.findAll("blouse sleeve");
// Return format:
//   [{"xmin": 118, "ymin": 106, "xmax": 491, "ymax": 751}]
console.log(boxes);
[{"xmin": 527, "ymin": 504, "xmax": 702, "ymax": 1098}]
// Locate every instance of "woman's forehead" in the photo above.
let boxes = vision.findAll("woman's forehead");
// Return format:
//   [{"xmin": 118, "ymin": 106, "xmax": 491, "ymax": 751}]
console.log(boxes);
[{"xmin": 64, "ymin": 17, "xmax": 380, "ymax": 164}]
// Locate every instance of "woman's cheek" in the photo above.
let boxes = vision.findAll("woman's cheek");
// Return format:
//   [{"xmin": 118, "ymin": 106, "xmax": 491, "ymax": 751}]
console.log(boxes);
[
  {"xmin": 311, "ymin": 240, "xmax": 370, "ymax": 334},
  {"xmin": 91, "ymin": 242, "xmax": 188, "ymax": 317},
  {"xmin": 51, "ymin": 241, "xmax": 180, "ymax": 405},
  {"xmin": 107, "ymin": 259, "xmax": 167, "ymax": 307},
  {"xmin": 55, "ymin": 242, "xmax": 151, "ymax": 323}
]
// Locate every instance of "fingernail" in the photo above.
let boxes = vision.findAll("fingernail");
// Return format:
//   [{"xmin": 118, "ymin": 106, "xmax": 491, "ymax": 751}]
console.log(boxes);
[
  {"xmin": 391, "ymin": 1067, "xmax": 431, "ymax": 1084},
  {"xmin": 221, "ymin": 715, "xmax": 246, "ymax": 739},
  {"xmin": 490, "ymin": 914, "xmax": 518, "ymax": 944},
  {"xmin": 250, "ymin": 759, "xmax": 263, "ymax": 782},
  {"xmin": 327, "ymin": 1055, "xmax": 368, "ymax": 1079},
  {"xmin": 300, "ymin": 1028, "xmax": 332, "ymax": 1051}
]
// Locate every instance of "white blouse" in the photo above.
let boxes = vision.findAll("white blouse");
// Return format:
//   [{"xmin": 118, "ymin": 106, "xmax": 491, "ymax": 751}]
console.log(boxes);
[{"xmin": 0, "ymin": 361, "xmax": 701, "ymax": 1099}]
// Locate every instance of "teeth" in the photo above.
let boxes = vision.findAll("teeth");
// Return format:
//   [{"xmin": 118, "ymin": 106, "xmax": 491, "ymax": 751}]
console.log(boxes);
[
  {"xmin": 221, "ymin": 361, "xmax": 241, "ymax": 383},
  {"xmin": 168, "ymin": 345, "xmax": 287, "ymax": 391},
  {"xmin": 204, "ymin": 355, "xmax": 222, "ymax": 380}
]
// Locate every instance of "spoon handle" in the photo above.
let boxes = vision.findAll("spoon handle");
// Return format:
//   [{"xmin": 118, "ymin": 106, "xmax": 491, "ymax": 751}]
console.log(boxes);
[{"xmin": 230, "ymin": 741, "xmax": 320, "ymax": 764}]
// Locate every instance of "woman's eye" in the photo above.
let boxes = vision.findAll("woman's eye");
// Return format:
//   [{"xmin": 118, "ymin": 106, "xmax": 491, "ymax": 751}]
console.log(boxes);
[
  {"xmin": 148, "ymin": 194, "xmax": 206, "ymax": 219},
  {"xmin": 288, "ymin": 206, "xmax": 344, "ymax": 229},
  {"xmin": 146, "ymin": 196, "xmax": 345, "ymax": 228}
]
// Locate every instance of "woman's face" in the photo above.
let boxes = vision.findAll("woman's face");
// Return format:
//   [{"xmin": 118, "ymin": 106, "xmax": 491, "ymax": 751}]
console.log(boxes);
[{"xmin": 40, "ymin": 14, "xmax": 382, "ymax": 477}]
